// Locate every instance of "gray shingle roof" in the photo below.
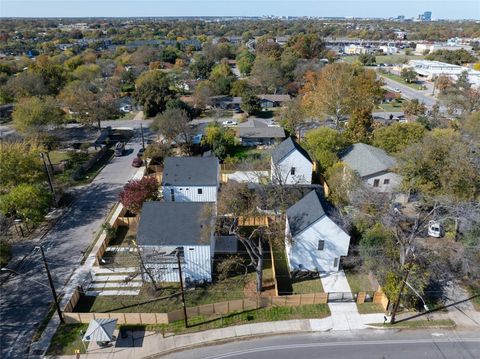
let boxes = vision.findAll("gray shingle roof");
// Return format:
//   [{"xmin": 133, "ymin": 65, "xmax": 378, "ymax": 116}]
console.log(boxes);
[
  {"xmin": 339, "ymin": 143, "xmax": 396, "ymax": 178},
  {"xmin": 162, "ymin": 157, "xmax": 219, "ymax": 186},
  {"xmin": 237, "ymin": 125, "xmax": 285, "ymax": 139},
  {"xmin": 137, "ymin": 201, "xmax": 212, "ymax": 246},
  {"xmin": 271, "ymin": 137, "xmax": 312, "ymax": 164},
  {"xmin": 286, "ymin": 190, "xmax": 326, "ymax": 237}
]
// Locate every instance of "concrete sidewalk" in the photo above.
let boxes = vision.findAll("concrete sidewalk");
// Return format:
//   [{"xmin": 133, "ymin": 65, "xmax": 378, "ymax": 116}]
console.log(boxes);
[{"xmin": 46, "ymin": 315, "xmax": 388, "ymax": 359}]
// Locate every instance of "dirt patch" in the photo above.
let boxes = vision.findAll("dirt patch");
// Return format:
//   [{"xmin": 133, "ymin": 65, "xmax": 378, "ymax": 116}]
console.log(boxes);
[{"xmin": 243, "ymin": 277, "xmax": 276, "ymax": 298}]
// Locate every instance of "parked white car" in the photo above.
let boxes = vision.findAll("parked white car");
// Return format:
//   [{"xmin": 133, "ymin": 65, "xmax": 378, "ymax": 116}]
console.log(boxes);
[
  {"xmin": 222, "ymin": 120, "xmax": 238, "ymax": 126},
  {"xmin": 427, "ymin": 220, "xmax": 443, "ymax": 238},
  {"xmin": 120, "ymin": 105, "xmax": 132, "ymax": 113}
]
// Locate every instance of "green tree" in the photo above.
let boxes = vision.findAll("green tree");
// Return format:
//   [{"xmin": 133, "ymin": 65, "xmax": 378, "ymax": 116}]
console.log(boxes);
[
  {"xmin": 0, "ymin": 184, "xmax": 51, "ymax": 225},
  {"xmin": 29, "ymin": 55, "xmax": 66, "ymax": 95},
  {"xmin": 189, "ymin": 54, "xmax": 214, "ymax": 79},
  {"xmin": 202, "ymin": 122, "xmax": 237, "ymax": 160},
  {"xmin": 397, "ymin": 129, "xmax": 480, "ymax": 200},
  {"xmin": 251, "ymin": 55, "xmax": 284, "ymax": 93},
  {"xmin": 373, "ymin": 122, "xmax": 426, "ymax": 154},
  {"xmin": 241, "ymin": 91, "xmax": 261, "ymax": 115},
  {"xmin": 151, "ymin": 108, "xmax": 192, "ymax": 148},
  {"xmin": 209, "ymin": 62, "xmax": 237, "ymax": 95},
  {"xmin": 58, "ymin": 80, "xmax": 120, "ymax": 128},
  {"xmin": 400, "ymin": 68, "xmax": 417, "ymax": 83},
  {"xmin": 134, "ymin": 70, "xmax": 175, "ymax": 117},
  {"xmin": 236, "ymin": 50, "xmax": 255, "ymax": 77},
  {"xmin": 304, "ymin": 127, "xmax": 348, "ymax": 172},
  {"xmin": 301, "ymin": 63, "xmax": 383, "ymax": 128},
  {"xmin": 358, "ymin": 53, "xmax": 376, "ymax": 66},
  {"xmin": 12, "ymin": 96, "xmax": 64, "ymax": 134},
  {"xmin": 0, "ymin": 141, "xmax": 44, "ymax": 192},
  {"xmin": 324, "ymin": 162, "xmax": 361, "ymax": 207},
  {"xmin": 344, "ymin": 107, "xmax": 373, "ymax": 143}
]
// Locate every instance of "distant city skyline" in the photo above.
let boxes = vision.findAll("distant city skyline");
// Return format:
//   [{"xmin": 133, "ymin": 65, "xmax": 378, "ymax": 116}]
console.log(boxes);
[{"xmin": 1, "ymin": 1, "xmax": 479, "ymax": 20}]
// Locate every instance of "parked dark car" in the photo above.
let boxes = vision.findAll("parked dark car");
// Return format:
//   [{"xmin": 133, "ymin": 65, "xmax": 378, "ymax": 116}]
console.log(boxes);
[
  {"xmin": 115, "ymin": 142, "xmax": 125, "ymax": 156},
  {"xmin": 132, "ymin": 157, "xmax": 143, "ymax": 167},
  {"xmin": 137, "ymin": 148, "xmax": 145, "ymax": 158}
]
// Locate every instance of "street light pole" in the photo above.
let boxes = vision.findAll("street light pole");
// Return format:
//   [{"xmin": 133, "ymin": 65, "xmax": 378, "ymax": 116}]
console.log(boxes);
[
  {"xmin": 37, "ymin": 246, "xmax": 64, "ymax": 323},
  {"xmin": 176, "ymin": 248, "xmax": 188, "ymax": 328},
  {"xmin": 40, "ymin": 152, "xmax": 58, "ymax": 206},
  {"xmin": 140, "ymin": 123, "xmax": 145, "ymax": 150}
]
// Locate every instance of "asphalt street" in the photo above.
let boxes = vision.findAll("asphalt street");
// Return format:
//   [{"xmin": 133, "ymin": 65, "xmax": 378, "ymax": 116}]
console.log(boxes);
[
  {"xmin": 164, "ymin": 330, "xmax": 480, "ymax": 359},
  {"xmin": 380, "ymin": 76, "xmax": 437, "ymax": 108},
  {"xmin": 0, "ymin": 123, "xmax": 146, "ymax": 358}
]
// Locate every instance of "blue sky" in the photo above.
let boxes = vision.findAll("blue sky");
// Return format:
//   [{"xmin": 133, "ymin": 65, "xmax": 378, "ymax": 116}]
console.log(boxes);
[{"xmin": 1, "ymin": 1, "xmax": 479, "ymax": 19}]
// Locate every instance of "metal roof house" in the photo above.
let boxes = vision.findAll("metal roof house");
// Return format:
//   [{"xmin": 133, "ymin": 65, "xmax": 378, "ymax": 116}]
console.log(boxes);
[
  {"xmin": 271, "ymin": 137, "xmax": 313, "ymax": 185},
  {"xmin": 285, "ymin": 190, "xmax": 350, "ymax": 272},
  {"xmin": 236, "ymin": 119, "xmax": 285, "ymax": 146},
  {"xmin": 162, "ymin": 157, "xmax": 220, "ymax": 202},
  {"xmin": 136, "ymin": 201, "xmax": 215, "ymax": 283},
  {"xmin": 339, "ymin": 143, "xmax": 402, "ymax": 192}
]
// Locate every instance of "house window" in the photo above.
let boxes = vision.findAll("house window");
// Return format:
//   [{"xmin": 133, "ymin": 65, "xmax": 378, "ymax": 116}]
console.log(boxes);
[
  {"xmin": 373, "ymin": 179, "xmax": 380, "ymax": 187},
  {"xmin": 384, "ymin": 179, "xmax": 390, "ymax": 185},
  {"xmin": 290, "ymin": 167, "xmax": 296, "ymax": 175},
  {"xmin": 318, "ymin": 240, "xmax": 325, "ymax": 251},
  {"xmin": 197, "ymin": 188, "xmax": 203, "ymax": 195},
  {"xmin": 170, "ymin": 188, "xmax": 175, "ymax": 201},
  {"xmin": 333, "ymin": 257, "xmax": 339, "ymax": 268}
]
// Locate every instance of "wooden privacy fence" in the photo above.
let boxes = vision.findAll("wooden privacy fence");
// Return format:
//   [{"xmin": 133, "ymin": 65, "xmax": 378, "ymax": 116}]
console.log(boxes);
[
  {"xmin": 63, "ymin": 292, "xmax": 329, "ymax": 325},
  {"xmin": 63, "ymin": 287, "xmax": 389, "ymax": 325}
]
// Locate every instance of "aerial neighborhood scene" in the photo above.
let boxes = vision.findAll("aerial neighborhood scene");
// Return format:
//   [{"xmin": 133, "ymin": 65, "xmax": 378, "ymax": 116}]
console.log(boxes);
[{"xmin": 0, "ymin": 1, "xmax": 479, "ymax": 358}]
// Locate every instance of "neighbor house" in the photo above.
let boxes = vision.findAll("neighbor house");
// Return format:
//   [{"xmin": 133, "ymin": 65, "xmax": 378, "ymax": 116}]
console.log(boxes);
[
  {"xmin": 339, "ymin": 143, "xmax": 401, "ymax": 192},
  {"xmin": 236, "ymin": 119, "xmax": 285, "ymax": 146},
  {"xmin": 285, "ymin": 190, "xmax": 350, "ymax": 272},
  {"xmin": 136, "ymin": 201, "xmax": 214, "ymax": 283},
  {"xmin": 271, "ymin": 137, "xmax": 313, "ymax": 185},
  {"xmin": 257, "ymin": 94, "xmax": 291, "ymax": 109},
  {"xmin": 162, "ymin": 157, "xmax": 220, "ymax": 202}
]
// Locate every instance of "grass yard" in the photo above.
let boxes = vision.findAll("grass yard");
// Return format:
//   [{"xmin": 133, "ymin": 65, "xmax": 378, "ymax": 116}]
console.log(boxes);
[
  {"xmin": 74, "ymin": 269, "xmax": 269, "ymax": 313},
  {"xmin": 47, "ymin": 323, "xmax": 88, "ymax": 355},
  {"xmin": 377, "ymin": 99, "xmax": 405, "ymax": 112},
  {"xmin": 48, "ymin": 150, "xmax": 71, "ymax": 164},
  {"xmin": 379, "ymin": 72, "xmax": 425, "ymax": 90},
  {"xmin": 270, "ymin": 240, "xmax": 293, "ymax": 296},
  {"xmin": 227, "ymin": 146, "xmax": 270, "ymax": 161},
  {"xmin": 370, "ymin": 319, "xmax": 455, "ymax": 329},
  {"xmin": 291, "ymin": 276, "xmax": 323, "ymax": 294},
  {"xmin": 48, "ymin": 304, "xmax": 331, "ymax": 354},
  {"xmin": 344, "ymin": 270, "xmax": 378, "ymax": 293},
  {"xmin": 343, "ymin": 54, "xmax": 424, "ymax": 65},
  {"xmin": 357, "ymin": 303, "xmax": 385, "ymax": 314}
]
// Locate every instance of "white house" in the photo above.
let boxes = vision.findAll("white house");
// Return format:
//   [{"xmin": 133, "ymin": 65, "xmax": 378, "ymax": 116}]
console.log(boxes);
[
  {"xmin": 162, "ymin": 157, "xmax": 219, "ymax": 202},
  {"xmin": 407, "ymin": 60, "xmax": 480, "ymax": 88},
  {"xmin": 285, "ymin": 190, "xmax": 350, "ymax": 272},
  {"xmin": 271, "ymin": 137, "xmax": 313, "ymax": 185},
  {"xmin": 339, "ymin": 143, "xmax": 402, "ymax": 192},
  {"xmin": 344, "ymin": 44, "xmax": 368, "ymax": 55},
  {"xmin": 136, "ymin": 201, "xmax": 214, "ymax": 283}
]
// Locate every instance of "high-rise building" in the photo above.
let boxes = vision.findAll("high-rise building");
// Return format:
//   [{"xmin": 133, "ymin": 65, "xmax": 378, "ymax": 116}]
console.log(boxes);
[{"xmin": 422, "ymin": 11, "xmax": 432, "ymax": 21}]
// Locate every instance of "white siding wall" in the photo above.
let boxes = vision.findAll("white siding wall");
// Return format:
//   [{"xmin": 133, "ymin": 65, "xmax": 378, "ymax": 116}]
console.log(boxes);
[
  {"xmin": 143, "ymin": 244, "xmax": 212, "ymax": 283},
  {"xmin": 271, "ymin": 150, "xmax": 312, "ymax": 185},
  {"xmin": 364, "ymin": 172, "xmax": 402, "ymax": 193},
  {"xmin": 163, "ymin": 185, "xmax": 218, "ymax": 202},
  {"xmin": 285, "ymin": 216, "xmax": 350, "ymax": 272}
]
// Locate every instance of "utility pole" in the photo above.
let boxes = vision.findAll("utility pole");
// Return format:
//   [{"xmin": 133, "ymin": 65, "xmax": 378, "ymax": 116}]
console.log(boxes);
[
  {"xmin": 140, "ymin": 123, "xmax": 145, "ymax": 150},
  {"xmin": 40, "ymin": 152, "xmax": 57, "ymax": 206},
  {"xmin": 176, "ymin": 248, "xmax": 188, "ymax": 328},
  {"xmin": 38, "ymin": 245, "xmax": 64, "ymax": 323},
  {"xmin": 390, "ymin": 262, "xmax": 413, "ymax": 324}
]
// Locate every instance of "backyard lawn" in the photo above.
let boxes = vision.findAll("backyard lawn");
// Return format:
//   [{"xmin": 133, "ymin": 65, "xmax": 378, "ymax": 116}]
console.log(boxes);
[{"xmin": 48, "ymin": 150, "xmax": 71, "ymax": 164}]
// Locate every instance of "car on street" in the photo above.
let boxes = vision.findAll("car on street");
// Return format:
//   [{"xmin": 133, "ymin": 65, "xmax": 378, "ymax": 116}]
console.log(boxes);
[
  {"xmin": 394, "ymin": 88, "xmax": 401, "ymax": 93},
  {"xmin": 222, "ymin": 120, "xmax": 238, "ymax": 126},
  {"xmin": 114, "ymin": 142, "xmax": 125, "ymax": 156},
  {"xmin": 132, "ymin": 156, "xmax": 143, "ymax": 167},
  {"xmin": 137, "ymin": 148, "xmax": 145, "ymax": 158}
]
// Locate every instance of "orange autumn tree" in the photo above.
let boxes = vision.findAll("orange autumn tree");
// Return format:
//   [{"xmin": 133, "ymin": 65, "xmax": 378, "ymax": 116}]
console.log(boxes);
[{"xmin": 300, "ymin": 63, "xmax": 383, "ymax": 128}]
